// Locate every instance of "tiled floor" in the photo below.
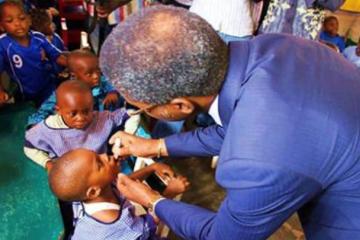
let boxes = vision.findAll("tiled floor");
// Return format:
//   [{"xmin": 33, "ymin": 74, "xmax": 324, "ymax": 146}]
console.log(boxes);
[{"xmin": 167, "ymin": 157, "xmax": 305, "ymax": 240}]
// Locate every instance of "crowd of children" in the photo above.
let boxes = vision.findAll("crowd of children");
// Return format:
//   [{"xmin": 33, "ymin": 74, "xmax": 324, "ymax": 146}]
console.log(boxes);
[{"xmin": 0, "ymin": 1, "xmax": 189, "ymax": 239}]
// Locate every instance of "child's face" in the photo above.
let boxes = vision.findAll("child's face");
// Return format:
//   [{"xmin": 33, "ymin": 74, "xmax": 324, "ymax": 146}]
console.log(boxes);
[
  {"xmin": 57, "ymin": 92, "xmax": 94, "ymax": 129},
  {"xmin": 85, "ymin": 151, "xmax": 120, "ymax": 190},
  {"xmin": 72, "ymin": 56, "xmax": 101, "ymax": 88},
  {"xmin": 0, "ymin": 4, "xmax": 30, "ymax": 39},
  {"xmin": 324, "ymin": 19, "xmax": 338, "ymax": 36}
]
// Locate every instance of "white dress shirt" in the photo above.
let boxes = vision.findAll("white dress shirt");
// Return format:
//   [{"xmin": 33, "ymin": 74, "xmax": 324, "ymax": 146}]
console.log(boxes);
[{"xmin": 190, "ymin": 0, "xmax": 254, "ymax": 37}]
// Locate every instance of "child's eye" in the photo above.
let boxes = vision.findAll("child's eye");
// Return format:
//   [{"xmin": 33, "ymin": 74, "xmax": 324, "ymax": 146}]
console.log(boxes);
[{"xmin": 69, "ymin": 112, "xmax": 76, "ymax": 117}]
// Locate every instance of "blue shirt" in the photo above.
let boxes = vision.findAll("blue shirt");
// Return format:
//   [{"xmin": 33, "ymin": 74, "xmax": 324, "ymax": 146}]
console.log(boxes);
[
  {"xmin": 0, "ymin": 31, "xmax": 62, "ymax": 101},
  {"xmin": 343, "ymin": 45, "xmax": 360, "ymax": 68},
  {"xmin": 320, "ymin": 31, "xmax": 346, "ymax": 52},
  {"xmin": 157, "ymin": 34, "xmax": 360, "ymax": 239}
]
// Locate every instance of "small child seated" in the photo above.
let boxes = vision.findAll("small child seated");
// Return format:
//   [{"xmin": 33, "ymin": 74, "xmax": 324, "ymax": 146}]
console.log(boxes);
[
  {"xmin": 29, "ymin": 8, "xmax": 66, "ymax": 75},
  {"xmin": 320, "ymin": 16, "xmax": 346, "ymax": 52},
  {"xmin": 27, "ymin": 49, "xmax": 121, "ymax": 127},
  {"xmin": 343, "ymin": 37, "xmax": 360, "ymax": 68},
  {"xmin": 48, "ymin": 148, "xmax": 189, "ymax": 240},
  {"xmin": 0, "ymin": 1, "xmax": 67, "ymax": 106},
  {"xmin": 24, "ymin": 80, "xmax": 128, "ymax": 170}
]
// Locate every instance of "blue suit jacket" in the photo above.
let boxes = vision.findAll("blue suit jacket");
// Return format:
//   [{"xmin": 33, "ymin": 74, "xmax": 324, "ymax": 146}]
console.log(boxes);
[{"xmin": 157, "ymin": 34, "xmax": 360, "ymax": 240}]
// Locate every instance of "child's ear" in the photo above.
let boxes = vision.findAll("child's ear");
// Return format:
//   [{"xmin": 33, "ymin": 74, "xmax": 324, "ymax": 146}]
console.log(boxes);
[
  {"xmin": 55, "ymin": 105, "xmax": 60, "ymax": 113},
  {"xmin": 0, "ymin": 24, "xmax": 4, "ymax": 32},
  {"xmin": 86, "ymin": 186, "xmax": 101, "ymax": 200}
]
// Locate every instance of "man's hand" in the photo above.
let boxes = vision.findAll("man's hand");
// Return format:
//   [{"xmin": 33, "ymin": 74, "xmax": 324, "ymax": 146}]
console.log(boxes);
[
  {"xmin": 163, "ymin": 175, "xmax": 190, "ymax": 198},
  {"xmin": 109, "ymin": 131, "xmax": 168, "ymax": 158},
  {"xmin": 103, "ymin": 92, "xmax": 119, "ymax": 109},
  {"xmin": 0, "ymin": 89, "xmax": 9, "ymax": 106},
  {"xmin": 117, "ymin": 173, "xmax": 162, "ymax": 207}
]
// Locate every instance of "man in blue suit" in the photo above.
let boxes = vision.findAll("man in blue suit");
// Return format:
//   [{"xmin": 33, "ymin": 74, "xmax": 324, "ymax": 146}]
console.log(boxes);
[{"xmin": 99, "ymin": 6, "xmax": 360, "ymax": 240}]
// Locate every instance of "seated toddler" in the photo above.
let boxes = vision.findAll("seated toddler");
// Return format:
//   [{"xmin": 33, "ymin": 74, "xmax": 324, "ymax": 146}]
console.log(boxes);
[
  {"xmin": 48, "ymin": 148, "xmax": 189, "ymax": 240},
  {"xmin": 0, "ymin": 1, "xmax": 67, "ymax": 106},
  {"xmin": 24, "ymin": 80, "xmax": 128, "ymax": 170},
  {"xmin": 27, "ymin": 49, "xmax": 122, "ymax": 127},
  {"xmin": 320, "ymin": 16, "xmax": 345, "ymax": 52}
]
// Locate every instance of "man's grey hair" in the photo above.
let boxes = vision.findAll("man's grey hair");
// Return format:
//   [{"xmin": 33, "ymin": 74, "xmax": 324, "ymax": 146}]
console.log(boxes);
[{"xmin": 100, "ymin": 5, "xmax": 228, "ymax": 105}]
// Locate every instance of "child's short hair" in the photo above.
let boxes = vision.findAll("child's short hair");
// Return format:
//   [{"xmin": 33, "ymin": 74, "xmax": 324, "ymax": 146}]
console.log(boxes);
[
  {"xmin": 55, "ymin": 80, "xmax": 92, "ymax": 103},
  {"xmin": 29, "ymin": 8, "xmax": 51, "ymax": 33},
  {"xmin": 323, "ymin": 16, "xmax": 338, "ymax": 25},
  {"xmin": 48, "ymin": 149, "xmax": 91, "ymax": 201},
  {"xmin": 67, "ymin": 49, "xmax": 97, "ymax": 72},
  {"xmin": 0, "ymin": 1, "xmax": 24, "ymax": 20}
]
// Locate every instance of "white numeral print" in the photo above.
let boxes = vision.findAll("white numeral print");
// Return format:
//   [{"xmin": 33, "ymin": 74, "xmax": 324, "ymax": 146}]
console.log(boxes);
[{"xmin": 12, "ymin": 54, "xmax": 23, "ymax": 68}]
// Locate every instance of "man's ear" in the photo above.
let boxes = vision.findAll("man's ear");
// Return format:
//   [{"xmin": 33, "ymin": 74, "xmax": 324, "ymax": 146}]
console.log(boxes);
[
  {"xmin": 170, "ymin": 98, "xmax": 195, "ymax": 115},
  {"xmin": 85, "ymin": 186, "xmax": 101, "ymax": 200}
]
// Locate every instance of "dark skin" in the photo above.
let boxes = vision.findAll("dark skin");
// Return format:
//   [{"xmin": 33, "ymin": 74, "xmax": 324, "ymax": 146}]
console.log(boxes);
[
  {"xmin": 0, "ymin": 4, "xmax": 67, "ymax": 105},
  {"xmin": 55, "ymin": 149, "xmax": 189, "ymax": 223},
  {"xmin": 323, "ymin": 18, "xmax": 339, "ymax": 37},
  {"xmin": 68, "ymin": 54, "xmax": 120, "ymax": 109}
]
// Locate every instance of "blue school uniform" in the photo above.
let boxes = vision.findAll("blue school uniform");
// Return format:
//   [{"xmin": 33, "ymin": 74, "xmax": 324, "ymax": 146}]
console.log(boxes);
[
  {"xmin": 320, "ymin": 31, "xmax": 346, "ymax": 52},
  {"xmin": 0, "ymin": 31, "xmax": 62, "ymax": 103}
]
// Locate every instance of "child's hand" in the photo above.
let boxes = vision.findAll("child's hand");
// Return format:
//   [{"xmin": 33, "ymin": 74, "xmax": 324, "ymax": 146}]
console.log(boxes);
[
  {"xmin": 152, "ymin": 163, "xmax": 174, "ymax": 181},
  {"xmin": 0, "ymin": 90, "xmax": 9, "ymax": 106},
  {"xmin": 163, "ymin": 175, "xmax": 190, "ymax": 198},
  {"xmin": 103, "ymin": 92, "xmax": 119, "ymax": 109}
]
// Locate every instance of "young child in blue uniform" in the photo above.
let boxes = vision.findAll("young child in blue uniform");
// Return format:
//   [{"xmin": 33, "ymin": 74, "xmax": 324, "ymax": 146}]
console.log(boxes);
[
  {"xmin": 0, "ymin": 1, "xmax": 67, "ymax": 106},
  {"xmin": 29, "ymin": 8, "xmax": 66, "ymax": 76},
  {"xmin": 49, "ymin": 148, "xmax": 189, "ymax": 240},
  {"xmin": 320, "ymin": 16, "xmax": 346, "ymax": 52},
  {"xmin": 27, "ymin": 49, "xmax": 122, "ymax": 127}
]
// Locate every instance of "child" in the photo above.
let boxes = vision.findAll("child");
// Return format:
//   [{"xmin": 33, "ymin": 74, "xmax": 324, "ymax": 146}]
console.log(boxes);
[
  {"xmin": 24, "ymin": 80, "xmax": 127, "ymax": 170},
  {"xmin": 49, "ymin": 148, "xmax": 189, "ymax": 240},
  {"xmin": 0, "ymin": 1, "xmax": 67, "ymax": 106},
  {"xmin": 27, "ymin": 49, "xmax": 121, "ymax": 127},
  {"xmin": 29, "ymin": 8, "xmax": 66, "ymax": 75},
  {"xmin": 343, "ymin": 37, "xmax": 360, "ymax": 68},
  {"xmin": 320, "ymin": 16, "xmax": 346, "ymax": 52}
]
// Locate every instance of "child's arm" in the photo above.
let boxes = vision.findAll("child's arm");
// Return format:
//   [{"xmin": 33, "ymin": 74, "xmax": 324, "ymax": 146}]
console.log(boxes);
[
  {"xmin": 24, "ymin": 125, "xmax": 53, "ymax": 170},
  {"xmin": 23, "ymin": 146, "xmax": 52, "ymax": 170},
  {"xmin": 0, "ymin": 83, "xmax": 9, "ymax": 105},
  {"xmin": 128, "ymin": 163, "xmax": 174, "ymax": 182},
  {"xmin": 100, "ymin": 76, "xmax": 120, "ymax": 109},
  {"xmin": 0, "ymin": 53, "xmax": 9, "ymax": 105},
  {"xmin": 40, "ymin": 33, "xmax": 68, "ymax": 66}
]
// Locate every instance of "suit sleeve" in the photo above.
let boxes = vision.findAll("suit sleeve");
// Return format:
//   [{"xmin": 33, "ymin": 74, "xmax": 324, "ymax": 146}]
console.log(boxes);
[
  {"xmin": 164, "ymin": 124, "xmax": 225, "ymax": 157},
  {"xmin": 155, "ymin": 164, "xmax": 321, "ymax": 240},
  {"xmin": 158, "ymin": 100, "xmax": 324, "ymax": 239}
]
